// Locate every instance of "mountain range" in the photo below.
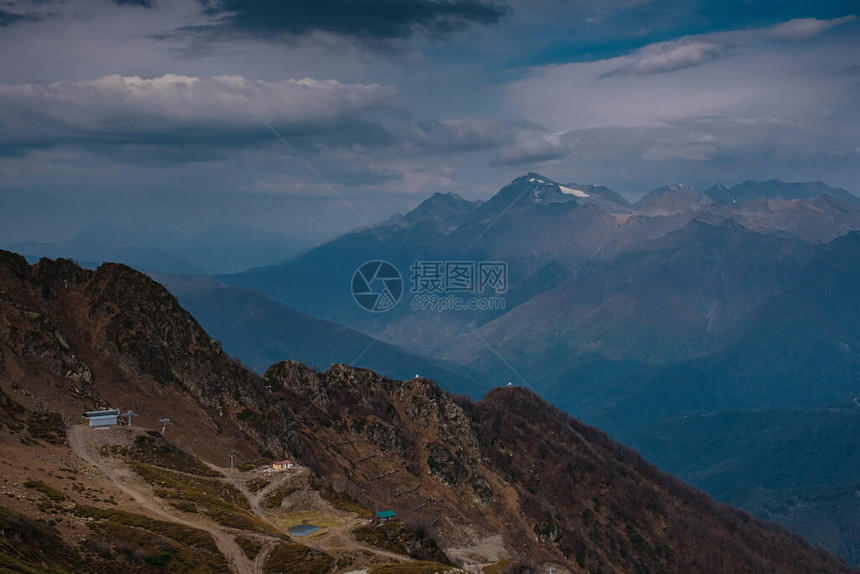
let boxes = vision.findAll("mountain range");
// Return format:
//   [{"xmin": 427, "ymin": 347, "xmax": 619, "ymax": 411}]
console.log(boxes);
[
  {"xmin": 197, "ymin": 172, "xmax": 860, "ymax": 564},
  {"xmin": 0, "ymin": 251, "xmax": 856, "ymax": 573},
  {"xmin": 5, "ymin": 172, "xmax": 860, "ymax": 566}
]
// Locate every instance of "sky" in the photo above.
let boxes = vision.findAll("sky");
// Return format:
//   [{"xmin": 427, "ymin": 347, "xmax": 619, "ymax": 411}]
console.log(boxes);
[{"xmin": 0, "ymin": 0, "xmax": 858, "ymax": 243}]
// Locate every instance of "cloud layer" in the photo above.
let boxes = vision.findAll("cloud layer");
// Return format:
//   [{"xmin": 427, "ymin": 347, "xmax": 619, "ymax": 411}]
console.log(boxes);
[
  {"xmin": 194, "ymin": 0, "xmax": 508, "ymax": 41},
  {"xmin": 0, "ymin": 74, "xmax": 399, "ymax": 158}
]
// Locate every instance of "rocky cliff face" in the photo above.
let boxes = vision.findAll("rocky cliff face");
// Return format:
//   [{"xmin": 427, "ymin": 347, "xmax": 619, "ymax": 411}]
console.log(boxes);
[{"xmin": 0, "ymin": 251, "xmax": 266, "ymax": 462}]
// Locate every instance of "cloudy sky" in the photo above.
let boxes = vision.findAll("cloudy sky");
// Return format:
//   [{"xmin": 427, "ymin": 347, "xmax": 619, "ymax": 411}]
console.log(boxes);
[{"xmin": 1, "ymin": 0, "xmax": 858, "ymax": 243}]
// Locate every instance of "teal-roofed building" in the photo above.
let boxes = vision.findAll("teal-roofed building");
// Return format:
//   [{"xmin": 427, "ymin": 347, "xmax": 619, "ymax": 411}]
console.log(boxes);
[{"xmin": 375, "ymin": 509, "xmax": 396, "ymax": 522}]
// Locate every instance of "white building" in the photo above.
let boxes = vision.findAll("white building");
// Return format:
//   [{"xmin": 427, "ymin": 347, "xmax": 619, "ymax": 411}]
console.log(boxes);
[{"xmin": 83, "ymin": 409, "xmax": 120, "ymax": 427}]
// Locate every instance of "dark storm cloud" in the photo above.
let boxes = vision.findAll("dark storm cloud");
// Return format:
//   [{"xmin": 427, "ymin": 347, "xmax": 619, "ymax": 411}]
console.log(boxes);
[
  {"xmin": 112, "ymin": 0, "xmax": 155, "ymax": 7},
  {"xmin": 194, "ymin": 0, "xmax": 508, "ymax": 41},
  {"xmin": 0, "ymin": 116, "xmax": 398, "ymax": 164},
  {"xmin": 0, "ymin": 9, "xmax": 23, "ymax": 25},
  {"xmin": 0, "ymin": 6, "xmax": 40, "ymax": 26}
]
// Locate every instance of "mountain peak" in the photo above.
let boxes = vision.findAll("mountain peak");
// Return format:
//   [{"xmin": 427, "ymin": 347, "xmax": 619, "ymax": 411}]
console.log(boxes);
[
  {"xmin": 655, "ymin": 182, "xmax": 700, "ymax": 194},
  {"xmin": 398, "ymin": 190, "xmax": 483, "ymax": 233},
  {"xmin": 470, "ymin": 173, "xmax": 639, "ymax": 217},
  {"xmin": 563, "ymin": 181, "xmax": 633, "ymax": 211},
  {"xmin": 521, "ymin": 174, "xmax": 579, "ymax": 205},
  {"xmin": 427, "ymin": 190, "xmax": 466, "ymax": 202},
  {"xmin": 523, "ymin": 171, "xmax": 555, "ymax": 183},
  {"xmin": 704, "ymin": 182, "xmax": 734, "ymax": 204},
  {"xmin": 635, "ymin": 183, "xmax": 710, "ymax": 215}
]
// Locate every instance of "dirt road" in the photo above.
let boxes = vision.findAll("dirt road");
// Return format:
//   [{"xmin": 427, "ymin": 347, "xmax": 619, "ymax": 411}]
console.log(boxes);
[{"xmin": 68, "ymin": 424, "xmax": 259, "ymax": 573}]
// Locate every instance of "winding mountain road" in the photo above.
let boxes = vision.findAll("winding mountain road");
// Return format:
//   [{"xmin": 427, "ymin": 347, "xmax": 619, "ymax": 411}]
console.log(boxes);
[{"xmin": 68, "ymin": 424, "xmax": 259, "ymax": 573}]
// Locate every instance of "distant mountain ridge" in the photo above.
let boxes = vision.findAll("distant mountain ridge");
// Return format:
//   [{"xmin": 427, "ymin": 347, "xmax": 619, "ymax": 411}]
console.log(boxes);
[
  {"xmin": 157, "ymin": 272, "xmax": 484, "ymax": 395},
  {"xmin": 705, "ymin": 179, "xmax": 860, "ymax": 205},
  {"xmin": 563, "ymin": 181, "xmax": 633, "ymax": 212},
  {"xmin": 4, "ymin": 222, "xmax": 333, "ymax": 275},
  {"xmin": 394, "ymin": 191, "xmax": 483, "ymax": 232},
  {"xmin": 217, "ymin": 172, "xmax": 860, "ymax": 339},
  {"xmin": 634, "ymin": 183, "xmax": 712, "ymax": 215}
]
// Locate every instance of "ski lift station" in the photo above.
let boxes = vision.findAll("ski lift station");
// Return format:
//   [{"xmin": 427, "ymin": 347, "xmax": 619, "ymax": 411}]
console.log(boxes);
[{"xmin": 82, "ymin": 409, "xmax": 120, "ymax": 427}]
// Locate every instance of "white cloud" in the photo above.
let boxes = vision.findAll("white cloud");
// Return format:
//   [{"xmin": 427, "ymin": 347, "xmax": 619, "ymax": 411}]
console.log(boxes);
[
  {"xmin": 500, "ymin": 15, "xmax": 860, "ymax": 188},
  {"xmin": 770, "ymin": 15, "xmax": 856, "ymax": 41},
  {"xmin": 491, "ymin": 131, "xmax": 568, "ymax": 166},
  {"xmin": 590, "ymin": 15, "xmax": 858, "ymax": 79},
  {"xmin": 622, "ymin": 41, "xmax": 723, "ymax": 75},
  {"xmin": 0, "ymin": 74, "xmax": 398, "ymax": 130},
  {"xmin": 507, "ymin": 15, "xmax": 859, "ymax": 131}
]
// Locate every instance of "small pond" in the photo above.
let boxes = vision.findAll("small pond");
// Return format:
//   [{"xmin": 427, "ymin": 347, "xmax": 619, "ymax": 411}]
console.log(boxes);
[{"xmin": 289, "ymin": 524, "xmax": 322, "ymax": 536}]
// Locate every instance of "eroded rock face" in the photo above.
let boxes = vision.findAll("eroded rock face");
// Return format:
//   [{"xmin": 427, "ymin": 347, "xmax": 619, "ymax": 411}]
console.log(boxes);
[
  {"xmin": 261, "ymin": 360, "xmax": 501, "ymax": 546},
  {"xmin": 0, "ymin": 252, "xmax": 267, "ymax": 462},
  {"xmin": 265, "ymin": 359, "xmax": 329, "ymax": 407},
  {"xmin": 0, "ymin": 284, "xmax": 96, "ymax": 401}
]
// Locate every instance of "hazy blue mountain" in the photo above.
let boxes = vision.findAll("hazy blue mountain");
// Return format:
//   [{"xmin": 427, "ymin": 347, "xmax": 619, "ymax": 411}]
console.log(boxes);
[
  {"xmin": 569, "ymin": 232, "xmax": 860, "ymax": 436},
  {"xmin": 696, "ymin": 194, "xmax": 860, "ymax": 243},
  {"xmin": 446, "ymin": 173, "xmax": 618, "ymax": 267},
  {"xmin": 22, "ymin": 246, "xmax": 204, "ymax": 275},
  {"xmin": 217, "ymin": 174, "xmax": 682, "ymax": 335},
  {"xmin": 705, "ymin": 179, "xmax": 860, "ymax": 205},
  {"xmin": 157, "ymin": 273, "xmax": 487, "ymax": 396},
  {"xmin": 390, "ymin": 191, "xmax": 483, "ymax": 232},
  {"xmin": 629, "ymin": 403, "xmax": 860, "ymax": 565},
  {"xmin": 443, "ymin": 219, "xmax": 817, "ymax": 416},
  {"xmin": 219, "ymin": 173, "xmax": 860, "ymax": 360},
  {"xmin": 216, "ymin": 220, "xmax": 436, "ymax": 331},
  {"xmin": 631, "ymin": 403, "xmax": 860, "ymax": 500},
  {"xmin": 633, "ymin": 183, "xmax": 712, "ymax": 215},
  {"xmin": 564, "ymin": 181, "xmax": 632, "ymax": 206},
  {"xmin": 597, "ymin": 232, "xmax": 860, "ymax": 431},
  {"xmin": 5, "ymin": 222, "xmax": 331, "ymax": 275}
]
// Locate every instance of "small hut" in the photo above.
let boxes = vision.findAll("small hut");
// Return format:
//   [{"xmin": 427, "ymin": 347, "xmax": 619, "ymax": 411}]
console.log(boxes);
[
  {"xmin": 82, "ymin": 409, "xmax": 120, "ymax": 427},
  {"xmin": 375, "ymin": 510, "xmax": 396, "ymax": 523}
]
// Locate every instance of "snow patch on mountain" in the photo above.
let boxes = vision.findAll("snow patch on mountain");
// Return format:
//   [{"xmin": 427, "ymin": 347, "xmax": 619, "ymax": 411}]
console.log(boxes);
[{"xmin": 559, "ymin": 185, "xmax": 590, "ymax": 198}]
